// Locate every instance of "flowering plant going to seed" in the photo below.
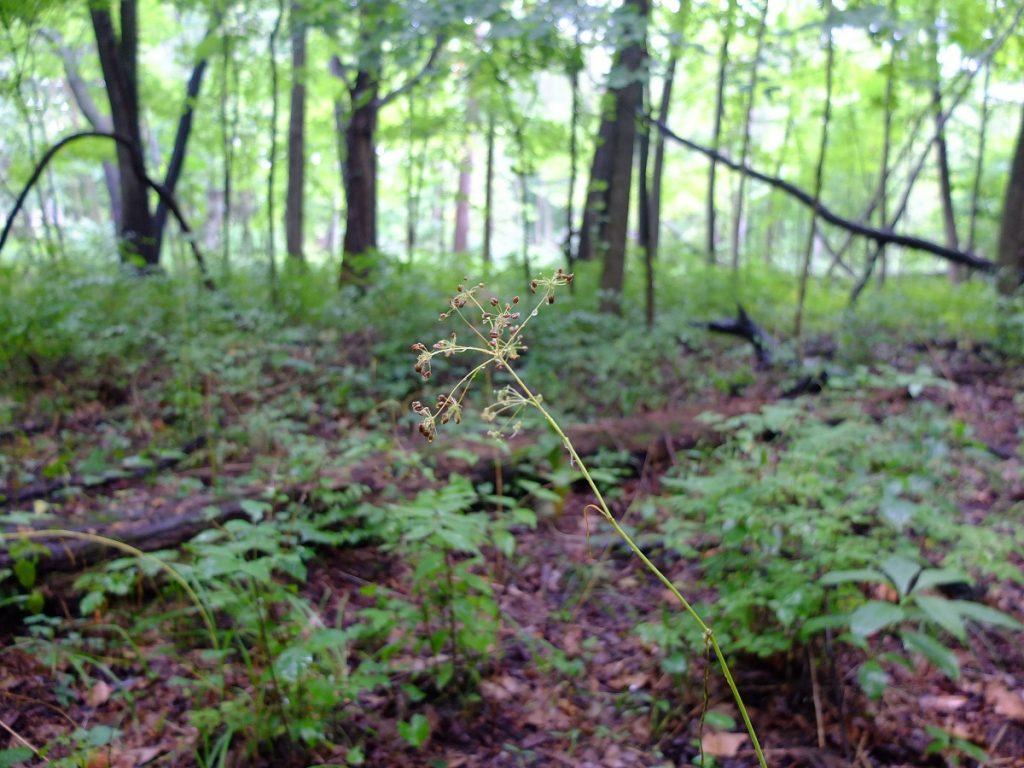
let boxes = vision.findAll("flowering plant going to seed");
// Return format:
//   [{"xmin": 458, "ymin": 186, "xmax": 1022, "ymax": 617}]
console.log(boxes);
[{"xmin": 411, "ymin": 270, "xmax": 767, "ymax": 767}]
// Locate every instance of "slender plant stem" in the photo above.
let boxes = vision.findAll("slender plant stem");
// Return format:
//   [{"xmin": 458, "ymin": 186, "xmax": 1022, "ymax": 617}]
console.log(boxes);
[
  {"xmin": 1, "ymin": 529, "xmax": 218, "ymax": 649},
  {"xmin": 502, "ymin": 366, "xmax": 768, "ymax": 768}
]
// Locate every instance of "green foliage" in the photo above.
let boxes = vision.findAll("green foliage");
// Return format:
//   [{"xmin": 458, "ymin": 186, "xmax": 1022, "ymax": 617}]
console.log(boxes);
[{"xmin": 652, "ymin": 395, "xmax": 1022, "ymax": 659}]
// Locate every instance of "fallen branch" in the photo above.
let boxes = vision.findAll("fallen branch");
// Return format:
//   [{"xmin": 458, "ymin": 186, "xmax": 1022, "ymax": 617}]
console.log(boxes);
[
  {"xmin": 646, "ymin": 115, "xmax": 996, "ymax": 273},
  {"xmin": 1, "ymin": 436, "xmax": 207, "ymax": 508},
  {"xmin": 698, "ymin": 304, "xmax": 776, "ymax": 368},
  {"xmin": 1, "ymin": 402, "xmax": 762, "ymax": 576}
]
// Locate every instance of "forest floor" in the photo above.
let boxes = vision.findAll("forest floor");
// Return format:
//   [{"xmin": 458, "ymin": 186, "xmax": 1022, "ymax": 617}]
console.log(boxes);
[{"xmin": 2, "ymin": 336, "xmax": 1024, "ymax": 767}]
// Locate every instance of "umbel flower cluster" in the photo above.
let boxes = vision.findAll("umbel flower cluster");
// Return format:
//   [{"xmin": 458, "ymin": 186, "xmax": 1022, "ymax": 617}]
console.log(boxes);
[{"xmin": 410, "ymin": 269, "xmax": 573, "ymax": 442}]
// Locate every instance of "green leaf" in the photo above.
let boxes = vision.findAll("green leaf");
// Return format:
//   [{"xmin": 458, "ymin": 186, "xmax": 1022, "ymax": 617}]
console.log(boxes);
[
  {"xmin": 857, "ymin": 660, "xmax": 889, "ymax": 700},
  {"xmin": 820, "ymin": 569, "xmax": 887, "ymax": 587},
  {"xmin": 239, "ymin": 499, "xmax": 271, "ymax": 521},
  {"xmin": 911, "ymin": 568, "xmax": 971, "ymax": 593},
  {"xmin": 0, "ymin": 748, "xmax": 34, "ymax": 767},
  {"xmin": 913, "ymin": 595, "xmax": 967, "ymax": 642},
  {"xmin": 880, "ymin": 555, "xmax": 920, "ymax": 598},
  {"xmin": 12, "ymin": 558, "xmax": 34, "ymax": 589},
  {"xmin": 397, "ymin": 713, "xmax": 430, "ymax": 749},
  {"xmin": 901, "ymin": 630, "xmax": 960, "ymax": 680},
  {"xmin": 850, "ymin": 601, "xmax": 905, "ymax": 637},
  {"xmin": 951, "ymin": 600, "xmax": 1024, "ymax": 631},
  {"xmin": 80, "ymin": 591, "xmax": 105, "ymax": 615}
]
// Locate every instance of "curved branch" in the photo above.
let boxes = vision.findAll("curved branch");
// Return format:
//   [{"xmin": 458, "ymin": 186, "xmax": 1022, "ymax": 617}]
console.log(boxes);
[
  {"xmin": 0, "ymin": 130, "xmax": 215, "ymax": 289},
  {"xmin": 646, "ymin": 115, "xmax": 996, "ymax": 273},
  {"xmin": 377, "ymin": 34, "xmax": 445, "ymax": 109}
]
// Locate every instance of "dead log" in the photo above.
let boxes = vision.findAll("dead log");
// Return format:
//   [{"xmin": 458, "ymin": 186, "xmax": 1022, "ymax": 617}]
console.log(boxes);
[
  {"xmin": 1, "ymin": 401, "xmax": 761, "ymax": 576},
  {"xmin": 2, "ymin": 436, "xmax": 208, "ymax": 508}
]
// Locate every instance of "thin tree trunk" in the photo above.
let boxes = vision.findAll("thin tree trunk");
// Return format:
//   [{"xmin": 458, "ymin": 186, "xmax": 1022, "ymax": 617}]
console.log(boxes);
[
  {"xmin": 638, "ymin": 83, "xmax": 654, "ymax": 328},
  {"xmin": 707, "ymin": 0, "xmax": 734, "ymax": 265},
  {"xmin": 598, "ymin": 0, "xmax": 647, "ymax": 313},
  {"xmin": 453, "ymin": 97, "xmax": 476, "ymax": 254},
  {"xmin": 285, "ymin": 1, "xmax": 306, "ymax": 263},
  {"xmin": 649, "ymin": 56, "xmax": 676, "ymax": 266},
  {"xmin": 794, "ymin": 3, "xmax": 834, "ymax": 364},
  {"xmin": 933, "ymin": 84, "xmax": 961, "ymax": 282},
  {"xmin": 482, "ymin": 108, "xmax": 495, "ymax": 270},
  {"xmin": 877, "ymin": 0, "xmax": 898, "ymax": 286},
  {"xmin": 219, "ymin": 24, "xmax": 234, "ymax": 271},
  {"xmin": 967, "ymin": 58, "xmax": 991, "ymax": 254},
  {"xmin": 90, "ymin": 1, "xmax": 159, "ymax": 265},
  {"xmin": 730, "ymin": 0, "xmax": 768, "ymax": 271},
  {"xmin": 997, "ymin": 102, "xmax": 1024, "ymax": 295},
  {"xmin": 267, "ymin": 0, "xmax": 284, "ymax": 301},
  {"xmin": 564, "ymin": 42, "xmax": 581, "ymax": 282},
  {"xmin": 763, "ymin": 103, "xmax": 794, "ymax": 263}
]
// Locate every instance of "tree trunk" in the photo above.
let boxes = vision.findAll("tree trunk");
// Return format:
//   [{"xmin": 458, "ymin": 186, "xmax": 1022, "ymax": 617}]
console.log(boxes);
[
  {"xmin": 997, "ymin": 102, "xmax": 1024, "ymax": 295},
  {"xmin": 794, "ymin": 3, "xmax": 834, "ymax": 364},
  {"xmin": 876, "ymin": 1, "xmax": 897, "ymax": 286},
  {"xmin": 285, "ymin": 1, "xmax": 306, "ymax": 263},
  {"xmin": 707, "ymin": 0, "xmax": 734, "ymax": 266},
  {"xmin": 638, "ymin": 85, "xmax": 654, "ymax": 328},
  {"xmin": 967, "ymin": 59, "xmax": 991, "ymax": 255},
  {"xmin": 90, "ymin": 0, "xmax": 207, "ymax": 267},
  {"xmin": 565, "ymin": 41, "xmax": 581, "ymax": 280},
  {"xmin": 929, "ymin": 17, "xmax": 961, "ymax": 284},
  {"xmin": 482, "ymin": 108, "xmax": 495, "ymax": 269},
  {"xmin": 90, "ymin": 1, "xmax": 158, "ymax": 265},
  {"xmin": 579, "ymin": 0, "xmax": 648, "ymax": 309},
  {"xmin": 933, "ymin": 86, "xmax": 961, "ymax": 283},
  {"xmin": 729, "ymin": 0, "xmax": 768, "ymax": 271},
  {"xmin": 267, "ymin": 0, "xmax": 284, "ymax": 301},
  {"xmin": 339, "ymin": 68, "xmax": 379, "ymax": 285},
  {"xmin": 649, "ymin": 56, "xmax": 676, "ymax": 267},
  {"xmin": 453, "ymin": 98, "xmax": 476, "ymax": 254}
]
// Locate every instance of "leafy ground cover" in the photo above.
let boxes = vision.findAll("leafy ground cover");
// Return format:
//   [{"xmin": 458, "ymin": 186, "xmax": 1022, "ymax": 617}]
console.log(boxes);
[{"xmin": 1, "ymin": 262, "xmax": 1023, "ymax": 767}]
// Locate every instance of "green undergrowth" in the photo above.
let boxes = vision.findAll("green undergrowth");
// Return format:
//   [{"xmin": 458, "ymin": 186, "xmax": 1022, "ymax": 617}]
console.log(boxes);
[{"xmin": 2, "ymin": 256, "xmax": 1024, "ymax": 764}]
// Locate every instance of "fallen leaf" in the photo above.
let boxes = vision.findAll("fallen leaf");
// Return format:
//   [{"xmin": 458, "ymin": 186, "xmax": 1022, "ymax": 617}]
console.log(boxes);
[
  {"xmin": 87, "ymin": 680, "xmax": 113, "ymax": 707},
  {"xmin": 701, "ymin": 731, "xmax": 748, "ymax": 758},
  {"xmin": 919, "ymin": 694, "xmax": 968, "ymax": 712},
  {"xmin": 985, "ymin": 682, "xmax": 1024, "ymax": 720},
  {"xmin": 113, "ymin": 746, "xmax": 162, "ymax": 768},
  {"xmin": 609, "ymin": 672, "xmax": 650, "ymax": 692}
]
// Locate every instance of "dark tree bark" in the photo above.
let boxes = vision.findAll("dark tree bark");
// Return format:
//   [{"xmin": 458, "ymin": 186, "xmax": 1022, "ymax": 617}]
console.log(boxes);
[
  {"xmin": 332, "ymin": 27, "xmax": 444, "ymax": 287},
  {"xmin": 90, "ymin": 0, "xmax": 157, "ymax": 265},
  {"xmin": 89, "ymin": 0, "xmax": 208, "ymax": 267},
  {"xmin": 997, "ymin": 102, "xmax": 1024, "ymax": 295},
  {"xmin": 285, "ymin": 1, "xmax": 306, "ymax": 263},
  {"xmin": 339, "ymin": 66, "xmax": 379, "ymax": 283},
  {"xmin": 598, "ymin": 0, "xmax": 648, "ymax": 314},
  {"xmin": 578, "ymin": 0, "xmax": 648, "ymax": 312},
  {"xmin": 707, "ymin": 0, "xmax": 734, "ymax": 265},
  {"xmin": 933, "ymin": 86, "xmax": 961, "ymax": 283}
]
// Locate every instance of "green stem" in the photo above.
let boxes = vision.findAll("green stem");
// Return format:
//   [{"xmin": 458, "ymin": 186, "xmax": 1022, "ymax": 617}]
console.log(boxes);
[
  {"xmin": 504, "ymin": 367, "xmax": 768, "ymax": 768},
  {"xmin": 2, "ymin": 529, "xmax": 218, "ymax": 650}
]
